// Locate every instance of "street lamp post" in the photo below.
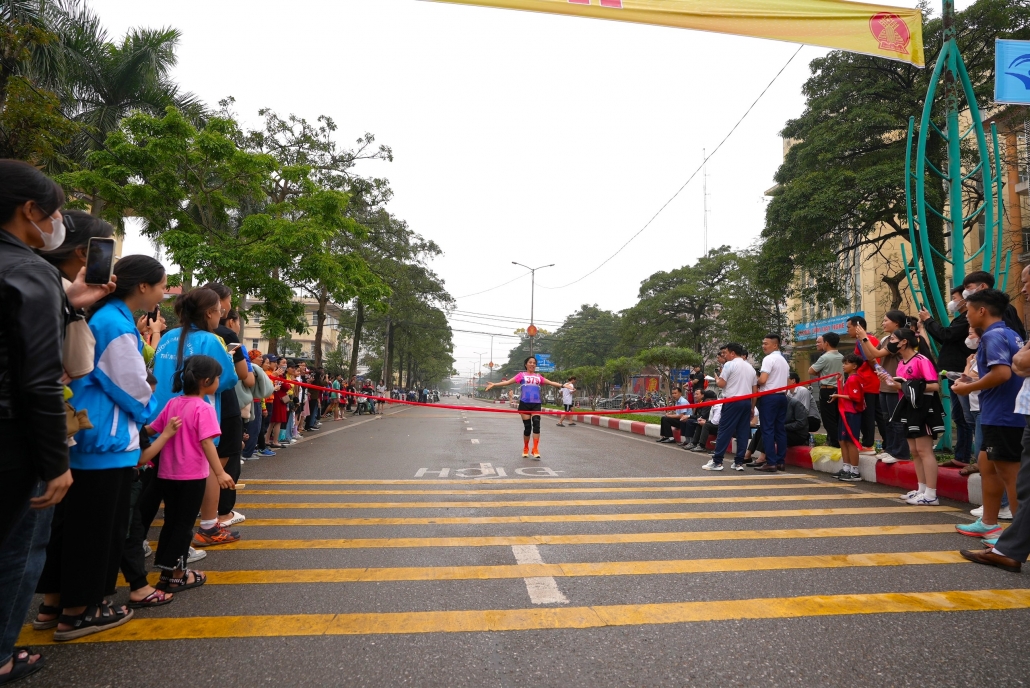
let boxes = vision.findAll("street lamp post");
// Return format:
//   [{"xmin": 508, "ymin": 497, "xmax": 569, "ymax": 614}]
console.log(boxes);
[{"xmin": 511, "ymin": 262, "xmax": 554, "ymax": 356}]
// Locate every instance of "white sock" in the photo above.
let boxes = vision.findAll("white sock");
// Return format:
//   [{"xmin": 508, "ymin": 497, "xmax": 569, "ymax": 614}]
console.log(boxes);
[
  {"xmin": 923, "ymin": 488, "xmax": 936, "ymax": 500},
  {"xmin": 200, "ymin": 519, "xmax": 218, "ymax": 531},
  {"xmin": 917, "ymin": 482, "xmax": 927, "ymax": 494}
]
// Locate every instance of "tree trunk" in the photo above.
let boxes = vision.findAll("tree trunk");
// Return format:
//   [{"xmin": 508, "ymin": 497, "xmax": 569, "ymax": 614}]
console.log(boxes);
[
  {"xmin": 406, "ymin": 352, "xmax": 412, "ymax": 390},
  {"xmin": 384, "ymin": 320, "xmax": 395, "ymax": 388},
  {"xmin": 349, "ymin": 300, "xmax": 364, "ymax": 379},
  {"xmin": 313, "ymin": 287, "xmax": 329, "ymax": 368}
]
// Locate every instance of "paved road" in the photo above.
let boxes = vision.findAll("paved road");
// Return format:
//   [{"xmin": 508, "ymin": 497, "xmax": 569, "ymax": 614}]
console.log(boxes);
[{"xmin": 18, "ymin": 399, "xmax": 1030, "ymax": 687}]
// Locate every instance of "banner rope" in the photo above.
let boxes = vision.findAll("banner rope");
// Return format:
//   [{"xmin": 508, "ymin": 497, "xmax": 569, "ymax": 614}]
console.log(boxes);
[{"xmin": 267, "ymin": 374, "xmax": 841, "ymax": 418}]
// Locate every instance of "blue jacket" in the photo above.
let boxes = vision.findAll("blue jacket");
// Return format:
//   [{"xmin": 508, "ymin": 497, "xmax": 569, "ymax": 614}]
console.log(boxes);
[
  {"xmin": 69, "ymin": 300, "xmax": 156, "ymax": 470},
  {"xmin": 151, "ymin": 325, "xmax": 238, "ymax": 444}
]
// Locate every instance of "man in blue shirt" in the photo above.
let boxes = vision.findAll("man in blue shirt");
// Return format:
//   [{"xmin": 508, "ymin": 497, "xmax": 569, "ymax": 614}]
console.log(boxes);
[
  {"xmin": 952, "ymin": 289, "xmax": 1024, "ymax": 540},
  {"xmin": 657, "ymin": 387, "xmax": 693, "ymax": 444}
]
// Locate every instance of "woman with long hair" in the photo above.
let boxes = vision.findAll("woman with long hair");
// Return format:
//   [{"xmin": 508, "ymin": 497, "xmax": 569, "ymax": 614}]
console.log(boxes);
[
  {"xmin": 151, "ymin": 288, "xmax": 239, "ymax": 547},
  {"xmin": 486, "ymin": 356, "xmax": 565, "ymax": 459},
  {"xmin": 35, "ymin": 254, "xmax": 167, "ymax": 641}
]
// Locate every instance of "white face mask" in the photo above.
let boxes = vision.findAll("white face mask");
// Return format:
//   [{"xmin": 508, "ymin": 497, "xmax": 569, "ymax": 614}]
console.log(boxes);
[
  {"xmin": 965, "ymin": 336, "xmax": 979, "ymax": 350},
  {"xmin": 30, "ymin": 214, "xmax": 66, "ymax": 252},
  {"xmin": 962, "ymin": 287, "xmax": 976, "ymax": 300},
  {"xmin": 946, "ymin": 300, "xmax": 959, "ymax": 315}
]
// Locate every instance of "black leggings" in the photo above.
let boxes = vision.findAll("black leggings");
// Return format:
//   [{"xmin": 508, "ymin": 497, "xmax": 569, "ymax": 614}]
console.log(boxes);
[
  {"xmin": 218, "ymin": 451, "xmax": 242, "ymax": 517},
  {"xmin": 141, "ymin": 477, "xmax": 207, "ymax": 571},
  {"xmin": 36, "ymin": 466, "xmax": 133, "ymax": 607},
  {"xmin": 119, "ymin": 473, "xmax": 150, "ymax": 592}
]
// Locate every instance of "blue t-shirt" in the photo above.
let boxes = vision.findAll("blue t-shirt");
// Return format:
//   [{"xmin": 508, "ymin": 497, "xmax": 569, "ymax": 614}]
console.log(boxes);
[{"xmin": 976, "ymin": 321, "xmax": 1025, "ymax": 427}]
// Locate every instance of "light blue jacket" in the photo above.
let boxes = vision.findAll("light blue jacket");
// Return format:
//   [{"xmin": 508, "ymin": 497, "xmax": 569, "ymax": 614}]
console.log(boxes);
[
  {"xmin": 69, "ymin": 300, "xmax": 156, "ymax": 470},
  {"xmin": 151, "ymin": 325, "xmax": 238, "ymax": 445}
]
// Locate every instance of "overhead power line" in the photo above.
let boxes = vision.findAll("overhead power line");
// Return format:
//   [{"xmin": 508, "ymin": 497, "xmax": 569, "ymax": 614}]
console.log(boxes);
[
  {"xmin": 453, "ymin": 270, "xmax": 531, "ymax": 299},
  {"xmin": 537, "ymin": 44, "xmax": 805, "ymax": 291}
]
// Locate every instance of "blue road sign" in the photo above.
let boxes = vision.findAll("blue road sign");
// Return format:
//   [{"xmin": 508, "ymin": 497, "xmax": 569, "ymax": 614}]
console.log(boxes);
[{"xmin": 534, "ymin": 353, "xmax": 556, "ymax": 372}]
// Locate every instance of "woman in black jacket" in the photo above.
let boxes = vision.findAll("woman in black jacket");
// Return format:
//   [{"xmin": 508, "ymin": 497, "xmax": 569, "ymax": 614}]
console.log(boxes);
[{"xmin": 0, "ymin": 161, "xmax": 74, "ymax": 682}]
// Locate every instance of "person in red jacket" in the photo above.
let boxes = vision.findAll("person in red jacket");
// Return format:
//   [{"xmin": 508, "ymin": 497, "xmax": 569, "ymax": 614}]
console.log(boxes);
[
  {"xmin": 831, "ymin": 354, "xmax": 867, "ymax": 482},
  {"xmin": 847, "ymin": 316, "xmax": 881, "ymax": 453}
]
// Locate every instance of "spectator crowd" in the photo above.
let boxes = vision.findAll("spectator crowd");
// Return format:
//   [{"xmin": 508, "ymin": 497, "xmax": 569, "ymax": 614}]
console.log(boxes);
[{"xmin": 3, "ymin": 159, "xmax": 1030, "ymax": 684}]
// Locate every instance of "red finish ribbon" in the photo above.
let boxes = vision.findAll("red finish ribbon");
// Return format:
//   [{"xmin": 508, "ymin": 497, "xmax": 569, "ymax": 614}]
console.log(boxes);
[{"xmin": 267, "ymin": 374, "xmax": 840, "ymax": 417}]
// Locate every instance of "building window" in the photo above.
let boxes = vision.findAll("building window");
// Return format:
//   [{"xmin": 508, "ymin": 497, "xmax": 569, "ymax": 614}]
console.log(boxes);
[{"xmin": 252, "ymin": 339, "xmax": 259, "ymax": 350}]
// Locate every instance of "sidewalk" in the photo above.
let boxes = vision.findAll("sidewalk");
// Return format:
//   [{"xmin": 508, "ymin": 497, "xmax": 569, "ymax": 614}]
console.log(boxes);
[{"xmin": 567, "ymin": 411, "xmax": 982, "ymax": 506}]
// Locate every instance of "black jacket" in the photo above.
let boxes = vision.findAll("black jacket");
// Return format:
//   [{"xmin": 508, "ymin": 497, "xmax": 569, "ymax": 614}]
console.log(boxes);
[
  {"xmin": 0, "ymin": 231, "xmax": 69, "ymax": 481},
  {"xmin": 922, "ymin": 312, "xmax": 974, "ymax": 374},
  {"xmin": 1004, "ymin": 305, "xmax": 1027, "ymax": 343},
  {"xmin": 785, "ymin": 397, "xmax": 810, "ymax": 447}
]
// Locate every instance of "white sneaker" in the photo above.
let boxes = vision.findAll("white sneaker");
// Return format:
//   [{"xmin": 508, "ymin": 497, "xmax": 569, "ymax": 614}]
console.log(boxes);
[
  {"xmin": 970, "ymin": 505, "xmax": 984, "ymax": 517},
  {"xmin": 187, "ymin": 546, "xmax": 207, "ymax": 563},
  {"xmin": 878, "ymin": 453, "xmax": 899, "ymax": 464},
  {"xmin": 731, "ymin": 463, "xmax": 745, "ymax": 471},
  {"xmin": 906, "ymin": 493, "xmax": 940, "ymax": 506},
  {"xmin": 701, "ymin": 460, "xmax": 724, "ymax": 471},
  {"xmin": 999, "ymin": 506, "xmax": 1013, "ymax": 520},
  {"xmin": 219, "ymin": 511, "xmax": 246, "ymax": 527},
  {"xmin": 142, "ymin": 541, "xmax": 153, "ymax": 558},
  {"xmin": 901, "ymin": 489, "xmax": 922, "ymax": 501}
]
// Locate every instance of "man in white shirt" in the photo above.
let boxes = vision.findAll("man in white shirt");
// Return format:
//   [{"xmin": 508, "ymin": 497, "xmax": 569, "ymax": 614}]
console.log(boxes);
[
  {"xmin": 556, "ymin": 376, "xmax": 577, "ymax": 427},
  {"xmin": 657, "ymin": 387, "xmax": 692, "ymax": 443},
  {"xmin": 703, "ymin": 342, "xmax": 758, "ymax": 471},
  {"xmin": 754, "ymin": 333, "xmax": 790, "ymax": 472}
]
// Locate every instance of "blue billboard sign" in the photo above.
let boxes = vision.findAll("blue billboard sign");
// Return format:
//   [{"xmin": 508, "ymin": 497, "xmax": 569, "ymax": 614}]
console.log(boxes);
[
  {"xmin": 996, "ymin": 39, "xmax": 1030, "ymax": 105},
  {"xmin": 534, "ymin": 353, "xmax": 555, "ymax": 372},
  {"xmin": 670, "ymin": 368, "xmax": 693, "ymax": 384},
  {"xmin": 794, "ymin": 312, "xmax": 864, "ymax": 342}
]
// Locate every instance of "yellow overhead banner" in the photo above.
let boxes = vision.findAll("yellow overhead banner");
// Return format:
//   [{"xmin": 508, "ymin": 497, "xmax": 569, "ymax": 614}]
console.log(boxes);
[{"xmin": 431, "ymin": 0, "xmax": 924, "ymax": 67}]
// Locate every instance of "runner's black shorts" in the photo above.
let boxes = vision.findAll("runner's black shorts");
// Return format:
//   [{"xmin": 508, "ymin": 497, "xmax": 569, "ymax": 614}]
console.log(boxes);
[
  {"xmin": 982, "ymin": 424, "xmax": 1024, "ymax": 462},
  {"xmin": 518, "ymin": 402, "xmax": 542, "ymax": 413}
]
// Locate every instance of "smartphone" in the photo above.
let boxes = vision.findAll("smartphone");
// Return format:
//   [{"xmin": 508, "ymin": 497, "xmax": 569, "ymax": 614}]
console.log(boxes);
[
  {"xmin": 226, "ymin": 343, "xmax": 241, "ymax": 353},
  {"xmin": 84, "ymin": 237, "xmax": 116, "ymax": 285},
  {"xmin": 147, "ymin": 306, "xmax": 159, "ymax": 323}
]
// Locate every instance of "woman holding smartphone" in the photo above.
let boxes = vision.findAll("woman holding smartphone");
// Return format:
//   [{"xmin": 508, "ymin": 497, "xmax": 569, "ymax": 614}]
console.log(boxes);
[{"xmin": 34, "ymin": 255, "xmax": 167, "ymax": 641}]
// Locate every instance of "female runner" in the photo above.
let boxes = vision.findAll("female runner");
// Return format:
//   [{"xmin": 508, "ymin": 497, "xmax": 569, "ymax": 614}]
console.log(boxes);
[{"xmin": 486, "ymin": 356, "xmax": 565, "ymax": 459}]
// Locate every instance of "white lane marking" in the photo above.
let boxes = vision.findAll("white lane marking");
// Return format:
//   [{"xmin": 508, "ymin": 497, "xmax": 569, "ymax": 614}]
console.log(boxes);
[
  {"xmin": 466, "ymin": 428, "xmax": 474, "ymax": 431},
  {"xmin": 511, "ymin": 544, "xmax": 568, "ymax": 605},
  {"xmin": 471, "ymin": 439, "xmax": 480, "ymax": 444}
]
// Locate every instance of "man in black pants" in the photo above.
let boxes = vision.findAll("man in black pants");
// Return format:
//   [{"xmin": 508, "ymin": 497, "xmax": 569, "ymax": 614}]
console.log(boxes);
[
  {"xmin": 657, "ymin": 387, "xmax": 694, "ymax": 444},
  {"xmin": 809, "ymin": 332, "xmax": 844, "ymax": 448}
]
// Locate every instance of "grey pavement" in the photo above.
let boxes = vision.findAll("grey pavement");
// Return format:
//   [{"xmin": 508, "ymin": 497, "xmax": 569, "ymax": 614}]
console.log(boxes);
[{"xmin": 18, "ymin": 398, "xmax": 1030, "ymax": 687}]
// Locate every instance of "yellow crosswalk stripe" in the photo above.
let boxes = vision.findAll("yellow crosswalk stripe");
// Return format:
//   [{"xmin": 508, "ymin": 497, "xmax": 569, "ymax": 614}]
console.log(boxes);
[
  {"xmin": 234, "ymin": 493, "xmax": 892, "ymax": 510},
  {"xmin": 242, "ymin": 484, "xmax": 854, "ymax": 496},
  {"xmin": 120, "ymin": 550, "xmax": 968, "ymax": 587},
  {"xmin": 244, "ymin": 476, "xmax": 822, "ymax": 485},
  {"xmin": 174, "ymin": 524, "xmax": 966, "ymax": 550},
  {"xmin": 163, "ymin": 505, "xmax": 955, "ymax": 527},
  {"xmin": 20, "ymin": 588, "xmax": 1030, "ymax": 644}
]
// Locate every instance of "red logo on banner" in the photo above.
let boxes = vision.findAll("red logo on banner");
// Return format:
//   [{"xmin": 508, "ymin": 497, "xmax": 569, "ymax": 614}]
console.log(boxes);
[
  {"xmin": 869, "ymin": 12, "xmax": 910, "ymax": 54},
  {"xmin": 568, "ymin": 0, "xmax": 623, "ymax": 7}
]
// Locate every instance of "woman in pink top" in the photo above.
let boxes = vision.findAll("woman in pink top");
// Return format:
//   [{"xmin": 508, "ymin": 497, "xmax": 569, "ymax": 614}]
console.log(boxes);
[
  {"xmin": 143, "ymin": 355, "xmax": 235, "ymax": 592},
  {"xmin": 486, "ymin": 356, "xmax": 565, "ymax": 459}
]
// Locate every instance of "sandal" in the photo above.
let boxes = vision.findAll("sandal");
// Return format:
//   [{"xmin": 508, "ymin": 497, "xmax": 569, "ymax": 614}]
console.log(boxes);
[
  {"xmin": 128, "ymin": 588, "xmax": 174, "ymax": 609},
  {"xmin": 0, "ymin": 648, "xmax": 45, "ymax": 685},
  {"xmin": 53, "ymin": 601, "xmax": 133, "ymax": 642},
  {"xmin": 32, "ymin": 603, "xmax": 60, "ymax": 631},
  {"xmin": 156, "ymin": 569, "xmax": 207, "ymax": 592},
  {"xmin": 960, "ymin": 463, "xmax": 980, "ymax": 476}
]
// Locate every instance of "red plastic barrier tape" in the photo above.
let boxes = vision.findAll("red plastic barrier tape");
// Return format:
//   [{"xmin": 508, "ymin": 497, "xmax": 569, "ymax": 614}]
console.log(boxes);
[{"xmin": 267, "ymin": 374, "xmax": 840, "ymax": 417}]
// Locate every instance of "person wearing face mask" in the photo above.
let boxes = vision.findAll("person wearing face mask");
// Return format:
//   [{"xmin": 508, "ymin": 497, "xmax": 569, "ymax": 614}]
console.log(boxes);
[
  {"xmin": 0, "ymin": 160, "xmax": 77, "ymax": 682},
  {"xmin": 961, "ymin": 271, "xmax": 1026, "ymax": 341},
  {"xmin": 917, "ymin": 286, "xmax": 975, "ymax": 466},
  {"xmin": 854, "ymin": 311, "xmax": 912, "ymax": 464}
]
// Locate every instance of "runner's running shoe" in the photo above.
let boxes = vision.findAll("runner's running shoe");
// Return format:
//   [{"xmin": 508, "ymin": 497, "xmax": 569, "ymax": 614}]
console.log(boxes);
[
  {"xmin": 192, "ymin": 525, "xmax": 241, "ymax": 547},
  {"xmin": 522, "ymin": 450, "xmax": 529, "ymax": 458},
  {"xmin": 531, "ymin": 452, "xmax": 541, "ymax": 460},
  {"xmin": 955, "ymin": 519, "xmax": 1003, "ymax": 538}
]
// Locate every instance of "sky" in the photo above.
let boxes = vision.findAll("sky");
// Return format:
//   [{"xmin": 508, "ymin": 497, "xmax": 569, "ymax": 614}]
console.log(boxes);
[{"xmin": 93, "ymin": 0, "xmax": 962, "ymax": 380}]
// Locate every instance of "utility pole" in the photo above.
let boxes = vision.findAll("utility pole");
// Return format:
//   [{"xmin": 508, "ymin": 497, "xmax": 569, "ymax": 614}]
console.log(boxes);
[
  {"xmin": 702, "ymin": 148, "xmax": 709, "ymax": 257},
  {"xmin": 511, "ymin": 262, "xmax": 554, "ymax": 356}
]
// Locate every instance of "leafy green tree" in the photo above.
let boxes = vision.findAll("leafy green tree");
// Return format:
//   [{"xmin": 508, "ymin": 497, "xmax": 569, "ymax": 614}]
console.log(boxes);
[
  {"xmin": 604, "ymin": 356, "xmax": 643, "ymax": 400},
  {"xmin": 721, "ymin": 247, "xmax": 791, "ymax": 357},
  {"xmin": 619, "ymin": 246, "xmax": 735, "ymax": 364},
  {"xmin": 546, "ymin": 304, "xmax": 620, "ymax": 369},
  {"xmin": 761, "ymin": 0, "xmax": 1030, "ymax": 308},
  {"xmin": 638, "ymin": 346, "xmax": 700, "ymax": 396}
]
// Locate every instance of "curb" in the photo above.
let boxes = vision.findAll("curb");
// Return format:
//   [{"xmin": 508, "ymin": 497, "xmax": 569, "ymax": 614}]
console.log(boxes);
[{"xmin": 569, "ymin": 413, "xmax": 982, "ymax": 506}]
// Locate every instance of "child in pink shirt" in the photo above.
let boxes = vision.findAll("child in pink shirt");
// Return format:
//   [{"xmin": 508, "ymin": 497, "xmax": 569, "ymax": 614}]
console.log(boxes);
[{"xmin": 143, "ymin": 355, "xmax": 234, "ymax": 592}]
